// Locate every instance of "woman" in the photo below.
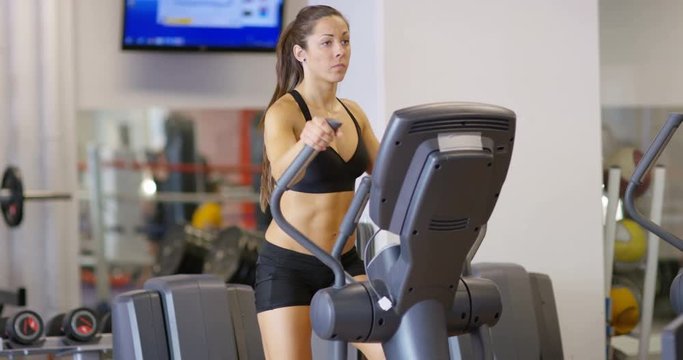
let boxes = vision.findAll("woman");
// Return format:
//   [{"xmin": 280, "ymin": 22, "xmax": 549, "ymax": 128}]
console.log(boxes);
[{"xmin": 255, "ymin": 5, "xmax": 384, "ymax": 360}]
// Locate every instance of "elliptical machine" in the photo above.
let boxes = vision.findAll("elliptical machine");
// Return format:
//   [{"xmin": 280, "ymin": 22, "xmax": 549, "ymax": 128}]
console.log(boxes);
[{"xmin": 271, "ymin": 102, "xmax": 513, "ymax": 359}]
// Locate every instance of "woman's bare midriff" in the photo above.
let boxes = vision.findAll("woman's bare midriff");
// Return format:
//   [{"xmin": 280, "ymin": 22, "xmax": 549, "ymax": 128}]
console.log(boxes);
[{"xmin": 265, "ymin": 189, "xmax": 357, "ymax": 255}]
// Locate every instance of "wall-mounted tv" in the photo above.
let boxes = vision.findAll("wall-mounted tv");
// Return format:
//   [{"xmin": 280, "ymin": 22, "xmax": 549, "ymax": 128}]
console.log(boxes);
[{"xmin": 122, "ymin": 0, "xmax": 284, "ymax": 52}]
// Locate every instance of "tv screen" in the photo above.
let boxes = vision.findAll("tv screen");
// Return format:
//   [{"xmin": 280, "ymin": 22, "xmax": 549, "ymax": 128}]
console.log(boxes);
[{"xmin": 122, "ymin": 0, "xmax": 284, "ymax": 52}]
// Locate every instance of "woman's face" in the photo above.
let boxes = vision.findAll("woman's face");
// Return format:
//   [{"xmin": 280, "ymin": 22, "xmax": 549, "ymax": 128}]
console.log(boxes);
[{"xmin": 301, "ymin": 16, "xmax": 351, "ymax": 83}]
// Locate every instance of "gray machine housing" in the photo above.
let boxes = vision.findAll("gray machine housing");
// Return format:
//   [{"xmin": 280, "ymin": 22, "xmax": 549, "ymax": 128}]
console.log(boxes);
[
  {"xmin": 271, "ymin": 102, "xmax": 522, "ymax": 359},
  {"xmin": 112, "ymin": 274, "xmax": 264, "ymax": 360}
]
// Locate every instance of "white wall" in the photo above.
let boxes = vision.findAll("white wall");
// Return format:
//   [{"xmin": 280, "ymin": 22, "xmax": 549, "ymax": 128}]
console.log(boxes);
[
  {"xmin": 315, "ymin": 1, "xmax": 604, "ymax": 358},
  {"xmin": 600, "ymin": 0, "xmax": 683, "ymax": 107},
  {"xmin": 0, "ymin": 0, "xmax": 9, "ymax": 289},
  {"xmin": 75, "ymin": 0, "xmax": 307, "ymax": 110},
  {"xmin": 384, "ymin": 2, "xmax": 604, "ymax": 358},
  {"xmin": 0, "ymin": 0, "xmax": 80, "ymax": 318}
]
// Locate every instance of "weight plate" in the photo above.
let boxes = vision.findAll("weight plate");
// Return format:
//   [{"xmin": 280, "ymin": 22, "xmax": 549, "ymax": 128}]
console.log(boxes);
[
  {"xmin": 46, "ymin": 313, "xmax": 65, "ymax": 337},
  {"xmin": 64, "ymin": 308, "xmax": 98, "ymax": 342},
  {"xmin": 8, "ymin": 310, "xmax": 43, "ymax": 345},
  {"xmin": 203, "ymin": 226, "xmax": 243, "ymax": 282},
  {"xmin": 1, "ymin": 166, "xmax": 24, "ymax": 228},
  {"xmin": 153, "ymin": 224, "xmax": 188, "ymax": 276}
]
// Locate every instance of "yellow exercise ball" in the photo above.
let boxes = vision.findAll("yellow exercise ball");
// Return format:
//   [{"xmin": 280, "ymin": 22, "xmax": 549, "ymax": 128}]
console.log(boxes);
[
  {"xmin": 610, "ymin": 285, "xmax": 640, "ymax": 335},
  {"xmin": 191, "ymin": 202, "xmax": 223, "ymax": 230},
  {"xmin": 614, "ymin": 219, "xmax": 647, "ymax": 263}
]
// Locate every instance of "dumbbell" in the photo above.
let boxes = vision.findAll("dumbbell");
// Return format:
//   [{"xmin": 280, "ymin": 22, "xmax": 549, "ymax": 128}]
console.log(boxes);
[
  {"xmin": 47, "ymin": 307, "xmax": 100, "ymax": 344},
  {"xmin": 0, "ymin": 310, "xmax": 45, "ymax": 347}
]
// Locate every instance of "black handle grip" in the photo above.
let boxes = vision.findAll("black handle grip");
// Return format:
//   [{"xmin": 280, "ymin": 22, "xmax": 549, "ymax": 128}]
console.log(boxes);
[
  {"xmin": 280, "ymin": 118, "xmax": 342, "ymax": 189},
  {"xmin": 327, "ymin": 118, "xmax": 342, "ymax": 131}
]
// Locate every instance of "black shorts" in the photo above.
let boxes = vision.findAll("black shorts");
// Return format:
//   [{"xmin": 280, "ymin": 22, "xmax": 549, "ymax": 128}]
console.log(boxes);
[{"xmin": 254, "ymin": 241, "xmax": 366, "ymax": 313}]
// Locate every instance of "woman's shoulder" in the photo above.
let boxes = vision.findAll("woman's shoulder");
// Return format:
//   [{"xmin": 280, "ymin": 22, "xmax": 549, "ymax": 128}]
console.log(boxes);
[
  {"xmin": 338, "ymin": 97, "xmax": 360, "ymax": 109},
  {"xmin": 339, "ymin": 98, "xmax": 367, "ymax": 116},
  {"xmin": 265, "ymin": 93, "xmax": 301, "ymax": 124},
  {"xmin": 339, "ymin": 98, "xmax": 370, "ymax": 125}
]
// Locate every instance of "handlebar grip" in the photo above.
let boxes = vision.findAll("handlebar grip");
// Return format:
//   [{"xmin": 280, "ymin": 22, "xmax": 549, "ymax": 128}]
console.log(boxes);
[
  {"xmin": 279, "ymin": 119, "xmax": 343, "ymax": 189},
  {"xmin": 327, "ymin": 118, "xmax": 342, "ymax": 131}
]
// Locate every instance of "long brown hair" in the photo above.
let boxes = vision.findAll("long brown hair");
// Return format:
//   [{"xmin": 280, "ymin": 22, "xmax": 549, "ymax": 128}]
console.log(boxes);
[{"xmin": 259, "ymin": 5, "xmax": 348, "ymax": 211}]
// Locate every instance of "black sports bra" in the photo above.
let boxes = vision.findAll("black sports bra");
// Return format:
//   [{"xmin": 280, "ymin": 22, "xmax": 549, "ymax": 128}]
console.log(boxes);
[{"xmin": 288, "ymin": 90, "xmax": 369, "ymax": 193}]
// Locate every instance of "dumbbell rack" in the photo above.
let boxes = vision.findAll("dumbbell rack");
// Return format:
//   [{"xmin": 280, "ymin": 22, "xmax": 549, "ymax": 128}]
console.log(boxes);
[
  {"xmin": 604, "ymin": 166, "xmax": 667, "ymax": 359},
  {"xmin": 0, "ymin": 334, "xmax": 112, "ymax": 359},
  {"xmin": 0, "ymin": 301, "xmax": 111, "ymax": 360}
]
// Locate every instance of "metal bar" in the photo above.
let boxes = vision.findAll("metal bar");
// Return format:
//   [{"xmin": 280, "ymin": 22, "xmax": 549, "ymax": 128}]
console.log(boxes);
[
  {"xmin": 625, "ymin": 113, "xmax": 683, "ymax": 250},
  {"xmin": 76, "ymin": 160, "xmax": 261, "ymax": 174},
  {"xmin": 0, "ymin": 189, "xmax": 71, "ymax": 202},
  {"xmin": 604, "ymin": 167, "xmax": 621, "ymax": 295},
  {"xmin": 332, "ymin": 176, "xmax": 371, "ymax": 260},
  {"xmin": 0, "ymin": 334, "xmax": 112, "ymax": 357},
  {"xmin": 632, "ymin": 114, "xmax": 682, "ymax": 186},
  {"xmin": 638, "ymin": 166, "xmax": 666, "ymax": 360},
  {"xmin": 86, "ymin": 145, "xmax": 111, "ymax": 303},
  {"xmin": 604, "ymin": 167, "xmax": 621, "ymax": 354},
  {"xmin": 270, "ymin": 145, "xmax": 347, "ymax": 288},
  {"xmin": 270, "ymin": 120, "xmax": 347, "ymax": 289},
  {"xmin": 22, "ymin": 190, "xmax": 71, "ymax": 200},
  {"xmin": 76, "ymin": 189, "xmax": 259, "ymax": 204},
  {"xmin": 132, "ymin": 190, "xmax": 258, "ymax": 204}
]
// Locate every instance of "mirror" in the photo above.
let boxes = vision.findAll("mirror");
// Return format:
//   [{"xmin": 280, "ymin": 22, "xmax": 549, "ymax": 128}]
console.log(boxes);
[
  {"xmin": 601, "ymin": 106, "xmax": 683, "ymax": 345},
  {"xmin": 76, "ymin": 108, "xmax": 267, "ymax": 309}
]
